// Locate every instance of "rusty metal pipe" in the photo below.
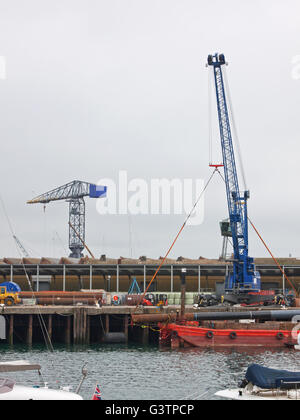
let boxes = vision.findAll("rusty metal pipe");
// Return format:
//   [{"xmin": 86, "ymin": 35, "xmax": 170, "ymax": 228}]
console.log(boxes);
[
  {"xmin": 20, "ymin": 292, "xmax": 103, "ymax": 299},
  {"xmin": 35, "ymin": 298, "xmax": 99, "ymax": 306},
  {"xmin": 132, "ymin": 309, "xmax": 300, "ymax": 324},
  {"xmin": 132, "ymin": 313, "xmax": 194, "ymax": 324},
  {"xmin": 193, "ymin": 310, "xmax": 300, "ymax": 322}
]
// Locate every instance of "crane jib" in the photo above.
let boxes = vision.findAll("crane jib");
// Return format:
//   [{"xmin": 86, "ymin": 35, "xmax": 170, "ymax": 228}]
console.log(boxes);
[{"xmin": 207, "ymin": 53, "xmax": 260, "ymax": 292}]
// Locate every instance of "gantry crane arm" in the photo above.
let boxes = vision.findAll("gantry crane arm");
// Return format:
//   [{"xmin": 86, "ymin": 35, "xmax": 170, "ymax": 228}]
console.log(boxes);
[{"xmin": 27, "ymin": 180, "xmax": 105, "ymax": 204}]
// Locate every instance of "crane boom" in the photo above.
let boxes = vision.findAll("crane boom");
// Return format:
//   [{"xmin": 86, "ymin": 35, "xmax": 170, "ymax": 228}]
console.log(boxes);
[
  {"xmin": 208, "ymin": 53, "xmax": 260, "ymax": 293},
  {"xmin": 27, "ymin": 180, "xmax": 105, "ymax": 204},
  {"xmin": 13, "ymin": 235, "xmax": 29, "ymax": 258}
]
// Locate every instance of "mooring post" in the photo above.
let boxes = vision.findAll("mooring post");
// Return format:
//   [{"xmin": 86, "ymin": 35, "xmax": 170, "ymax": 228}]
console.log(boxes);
[
  {"xmin": 124, "ymin": 315, "xmax": 129, "ymax": 344},
  {"xmin": 48, "ymin": 315, "xmax": 52, "ymax": 341},
  {"xmin": 73, "ymin": 310, "xmax": 77, "ymax": 345},
  {"xmin": 66, "ymin": 316, "xmax": 71, "ymax": 345},
  {"xmin": 27, "ymin": 315, "xmax": 33, "ymax": 346},
  {"xmin": 73, "ymin": 308, "xmax": 85, "ymax": 345},
  {"xmin": 141, "ymin": 326, "xmax": 149, "ymax": 346},
  {"xmin": 9, "ymin": 315, "xmax": 14, "ymax": 346},
  {"xmin": 105, "ymin": 314, "xmax": 109, "ymax": 334},
  {"xmin": 74, "ymin": 308, "xmax": 87, "ymax": 345},
  {"xmin": 86, "ymin": 314, "xmax": 90, "ymax": 345},
  {"xmin": 82, "ymin": 309, "xmax": 87, "ymax": 345},
  {"xmin": 78, "ymin": 309, "xmax": 82, "ymax": 344}
]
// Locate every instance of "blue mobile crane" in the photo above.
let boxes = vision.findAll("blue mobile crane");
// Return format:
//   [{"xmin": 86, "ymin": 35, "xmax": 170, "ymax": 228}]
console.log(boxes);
[{"xmin": 208, "ymin": 53, "xmax": 262, "ymax": 304}]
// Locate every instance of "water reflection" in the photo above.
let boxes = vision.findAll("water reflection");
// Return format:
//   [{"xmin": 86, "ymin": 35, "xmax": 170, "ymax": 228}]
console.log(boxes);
[{"xmin": 0, "ymin": 343, "xmax": 299, "ymax": 400}]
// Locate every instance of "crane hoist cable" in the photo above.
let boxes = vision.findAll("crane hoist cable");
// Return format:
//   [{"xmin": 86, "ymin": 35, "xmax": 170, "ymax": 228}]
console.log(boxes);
[
  {"xmin": 133, "ymin": 168, "xmax": 220, "ymax": 312},
  {"xmin": 215, "ymin": 169, "xmax": 298, "ymax": 297},
  {"xmin": 248, "ymin": 217, "xmax": 299, "ymax": 298},
  {"xmin": 0, "ymin": 194, "xmax": 54, "ymax": 352}
]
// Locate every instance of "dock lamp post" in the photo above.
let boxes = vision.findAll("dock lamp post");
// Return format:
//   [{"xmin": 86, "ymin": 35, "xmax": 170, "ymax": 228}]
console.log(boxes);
[{"xmin": 181, "ymin": 268, "xmax": 187, "ymax": 318}]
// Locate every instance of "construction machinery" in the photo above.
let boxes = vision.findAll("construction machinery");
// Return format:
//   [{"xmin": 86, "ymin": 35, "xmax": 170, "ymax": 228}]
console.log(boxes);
[
  {"xmin": 0, "ymin": 285, "xmax": 21, "ymax": 306},
  {"xmin": 13, "ymin": 235, "xmax": 30, "ymax": 258},
  {"xmin": 28, "ymin": 181, "xmax": 107, "ymax": 259},
  {"xmin": 208, "ymin": 53, "xmax": 262, "ymax": 304},
  {"xmin": 128, "ymin": 277, "xmax": 142, "ymax": 295}
]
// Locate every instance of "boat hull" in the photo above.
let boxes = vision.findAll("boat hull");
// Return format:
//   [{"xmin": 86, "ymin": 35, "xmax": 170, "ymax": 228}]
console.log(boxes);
[
  {"xmin": 215, "ymin": 389, "xmax": 294, "ymax": 400},
  {"xmin": 0, "ymin": 385, "xmax": 83, "ymax": 400},
  {"xmin": 160, "ymin": 324, "xmax": 297, "ymax": 348}
]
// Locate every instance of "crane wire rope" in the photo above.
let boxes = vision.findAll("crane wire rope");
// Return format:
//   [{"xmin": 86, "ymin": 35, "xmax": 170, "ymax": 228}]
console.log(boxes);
[
  {"xmin": 215, "ymin": 170, "xmax": 298, "ymax": 297},
  {"xmin": 54, "ymin": 230, "xmax": 68, "ymax": 256},
  {"xmin": 248, "ymin": 217, "xmax": 299, "ymax": 298},
  {"xmin": 0, "ymin": 195, "xmax": 54, "ymax": 353},
  {"xmin": 19, "ymin": 237, "xmax": 42, "ymax": 258},
  {"xmin": 133, "ymin": 168, "xmax": 219, "ymax": 312}
]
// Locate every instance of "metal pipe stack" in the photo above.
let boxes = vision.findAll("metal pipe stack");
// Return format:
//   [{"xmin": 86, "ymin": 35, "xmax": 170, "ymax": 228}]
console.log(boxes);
[
  {"xmin": 19, "ymin": 291, "xmax": 103, "ymax": 306},
  {"xmin": 132, "ymin": 310, "xmax": 300, "ymax": 324}
]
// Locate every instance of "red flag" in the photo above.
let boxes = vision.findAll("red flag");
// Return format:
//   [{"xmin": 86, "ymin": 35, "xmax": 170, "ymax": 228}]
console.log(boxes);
[{"xmin": 92, "ymin": 384, "xmax": 102, "ymax": 400}]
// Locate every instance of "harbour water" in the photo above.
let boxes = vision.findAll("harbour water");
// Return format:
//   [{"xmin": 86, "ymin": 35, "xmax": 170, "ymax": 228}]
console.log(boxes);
[{"xmin": 0, "ymin": 344, "xmax": 299, "ymax": 400}]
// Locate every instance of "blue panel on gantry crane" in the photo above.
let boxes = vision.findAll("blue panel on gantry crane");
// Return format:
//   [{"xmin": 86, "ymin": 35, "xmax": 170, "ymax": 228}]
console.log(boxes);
[{"xmin": 89, "ymin": 185, "xmax": 107, "ymax": 198}]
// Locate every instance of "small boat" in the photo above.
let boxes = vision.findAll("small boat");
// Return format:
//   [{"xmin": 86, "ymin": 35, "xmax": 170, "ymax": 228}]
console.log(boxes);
[
  {"xmin": 0, "ymin": 360, "xmax": 83, "ymax": 400},
  {"xmin": 216, "ymin": 364, "xmax": 300, "ymax": 400}
]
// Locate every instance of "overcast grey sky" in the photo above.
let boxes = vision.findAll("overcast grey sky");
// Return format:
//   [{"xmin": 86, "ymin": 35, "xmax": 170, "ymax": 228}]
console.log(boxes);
[{"xmin": 0, "ymin": 0, "xmax": 299, "ymax": 259}]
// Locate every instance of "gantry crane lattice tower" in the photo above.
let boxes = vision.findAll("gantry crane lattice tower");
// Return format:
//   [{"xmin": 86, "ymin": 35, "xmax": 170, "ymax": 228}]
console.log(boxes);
[{"xmin": 27, "ymin": 180, "xmax": 107, "ymax": 258}]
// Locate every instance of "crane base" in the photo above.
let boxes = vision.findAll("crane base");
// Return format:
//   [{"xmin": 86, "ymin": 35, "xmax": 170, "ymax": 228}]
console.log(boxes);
[{"xmin": 224, "ymin": 291, "xmax": 275, "ymax": 306}]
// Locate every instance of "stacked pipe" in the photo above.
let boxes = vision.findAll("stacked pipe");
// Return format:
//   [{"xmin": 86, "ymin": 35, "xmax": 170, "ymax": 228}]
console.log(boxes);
[
  {"xmin": 132, "ymin": 310, "xmax": 300, "ymax": 324},
  {"xmin": 192, "ymin": 310, "xmax": 300, "ymax": 322},
  {"xmin": 19, "ymin": 291, "xmax": 103, "ymax": 306}
]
